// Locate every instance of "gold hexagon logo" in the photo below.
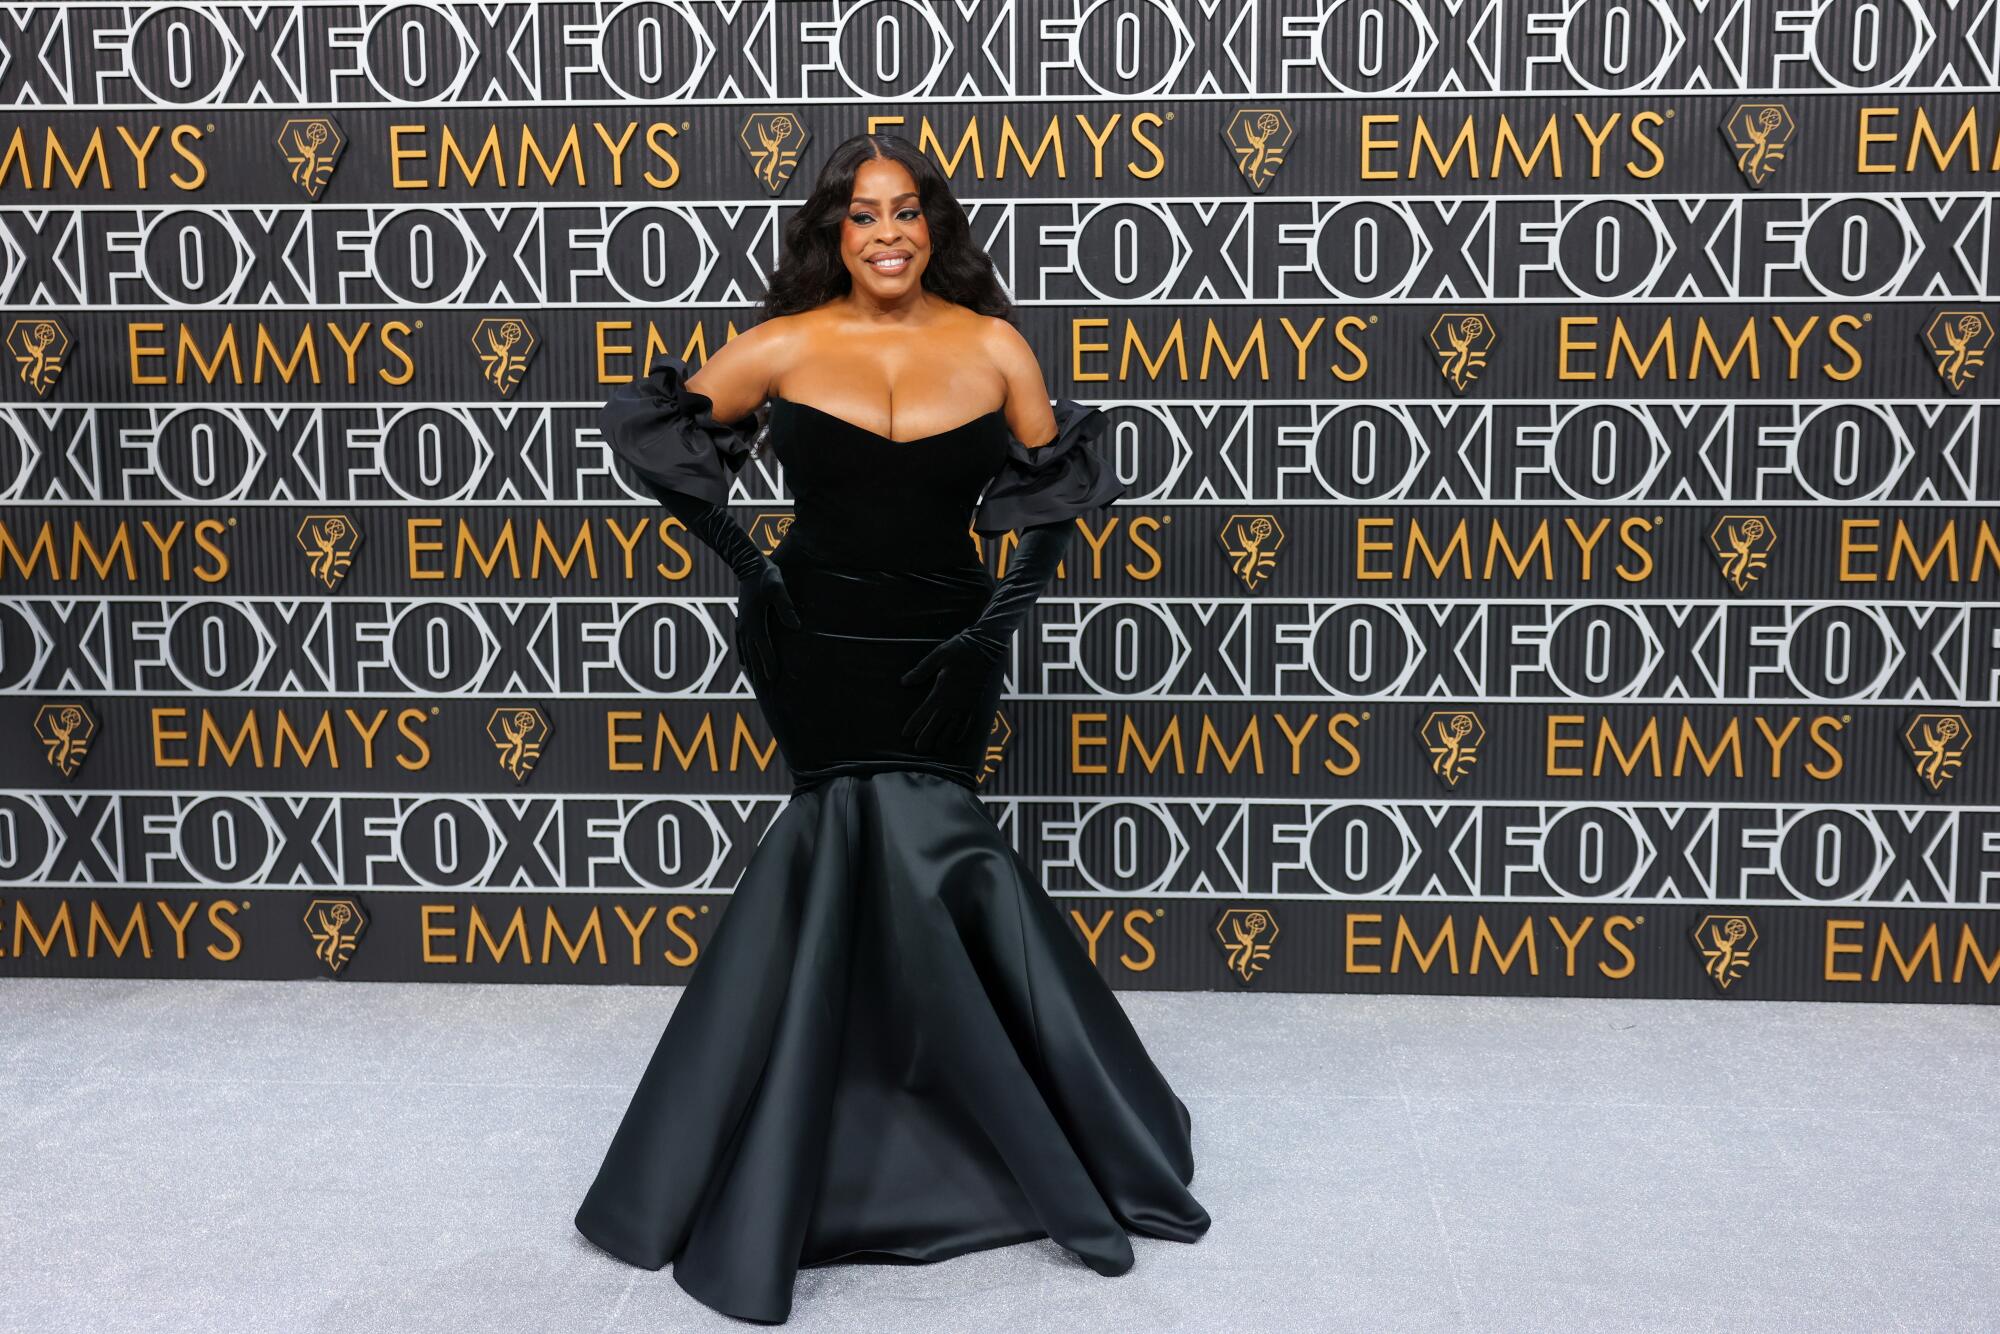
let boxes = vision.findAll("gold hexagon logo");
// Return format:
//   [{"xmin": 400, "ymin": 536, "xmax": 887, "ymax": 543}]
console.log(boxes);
[
  {"xmin": 7, "ymin": 317, "xmax": 71, "ymax": 397},
  {"xmin": 1921, "ymin": 308, "xmax": 1993, "ymax": 393},
  {"xmin": 469, "ymin": 315, "xmax": 538, "ymax": 397},
  {"xmin": 1707, "ymin": 514, "xmax": 1776, "ymax": 592},
  {"xmin": 1719, "ymin": 102, "xmax": 1796, "ymax": 188},
  {"xmin": 1214, "ymin": 907, "xmax": 1280, "ymax": 984},
  {"xmin": 1426, "ymin": 312, "xmax": 1498, "ymax": 392},
  {"xmin": 1221, "ymin": 108, "xmax": 1295, "ymax": 193},
  {"xmin": 974, "ymin": 709, "xmax": 1013, "ymax": 785},
  {"xmin": 275, "ymin": 115, "xmax": 346, "ymax": 199},
  {"xmin": 297, "ymin": 513, "xmax": 363, "ymax": 589},
  {"xmin": 1218, "ymin": 512, "xmax": 1286, "ymax": 590},
  {"xmin": 738, "ymin": 111, "xmax": 810, "ymax": 194},
  {"xmin": 488, "ymin": 705, "xmax": 553, "ymax": 783},
  {"xmin": 34, "ymin": 702, "xmax": 97, "ymax": 778},
  {"xmin": 303, "ymin": 896, "xmax": 368, "ymax": 974},
  {"xmin": 751, "ymin": 512, "xmax": 794, "ymax": 555},
  {"xmin": 1691, "ymin": 914, "xmax": 1758, "ymax": 992},
  {"xmin": 1418, "ymin": 709, "xmax": 1485, "ymax": 788},
  {"xmin": 1904, "ymin": 712, "xmax": 1972, "ymax": 791}
]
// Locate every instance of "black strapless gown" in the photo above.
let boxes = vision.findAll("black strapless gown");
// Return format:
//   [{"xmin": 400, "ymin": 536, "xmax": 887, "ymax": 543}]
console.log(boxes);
[{"xmin": 574, "ymin": 356, "xmax": 1210, "ymax": 1324}]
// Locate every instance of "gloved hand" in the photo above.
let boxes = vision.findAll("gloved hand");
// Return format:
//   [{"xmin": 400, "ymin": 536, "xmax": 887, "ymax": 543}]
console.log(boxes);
[
  {"xmin": 900, "ymin": 520, "xmax": 1074, "ymax": 753},
  {"xmin": 896, "ymin": 632, "xmax": 997, "ymax": 753},
  {"xmin": 733, "ymin": 561, "xmax": 801, "ymax": 682},
  {"xmin": 645, "ymin": 479, "xmax": 800, "ymax": 681}
]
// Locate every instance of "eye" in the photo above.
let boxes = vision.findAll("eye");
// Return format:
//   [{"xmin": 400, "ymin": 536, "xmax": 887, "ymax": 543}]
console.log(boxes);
[{"xmin": 849, "ymin": 211, "xmax": 874, "ymax": 225}]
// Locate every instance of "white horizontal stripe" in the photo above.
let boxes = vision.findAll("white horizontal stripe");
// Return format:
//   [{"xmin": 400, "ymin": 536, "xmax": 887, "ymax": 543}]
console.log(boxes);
[
  {"xmin": 3, "ymin": 885, "xmax": 1990, "ymax": 909},
  {"xmin": 3, "ymin": 690, "xmax": 1994, "ymax": 706},
  {"xmin": 7, "ymin": 788, "xmax": 1996, "ymax": 812},
  {"xmin": 9, "ymin": 594, "xmax": 1997, "ymax": 607},
  {"xmin": 13, "ymin": 498, "xmax": 1995, "ymax": 508},
  {"xmin": 13, "ymin": 193, "xmax": 2000, "ymax": 212}
]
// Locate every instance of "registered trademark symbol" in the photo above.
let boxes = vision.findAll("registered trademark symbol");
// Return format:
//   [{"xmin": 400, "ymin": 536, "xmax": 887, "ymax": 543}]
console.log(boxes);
[
  {"xmin": 1635, "ymin": 915, "xmax": 1644, "ymax": 924},
  {"xmin": 1165, "ymin": 112, "xmax": 1173, "ymax": 120},
  {"xmin": 700, "ymin": 904, "xmax": 709, "ymax": 913},
  {"xmin": 1361, "ymin": 711, "xmax": 1370, "ymax": 721},
  {"xmin": 430, "ymin": 707, "xmax": 439, "ymax": 715},
  {"xmin": 227, "ymin": 517, "xmax": 237, "ymax": 526},
  {"xmin": 1842, "ymin": 714, "xmax": 1851, "ymax": 724},
  {"xmin": 1861, "ymin": 312, "xmax": 1870, "ymax": 321},
  {"xmin": 206, "ymin": 123, "xmax": 214, "ymax": 133},
  {"xmin": 1154, "ymin": 908, "xmax": 1164, "ymax": 917},
  {"xmin": 1653, "ymin": 515, "xmax": 1663, "ymax": 524},
  {"xmin": 239, "ymin": 901, "xmax": 249, "ymax": 910},
  {"xmin": 1664, "ymin": 109, "xmax": 1674, "ymax": 117},
  {"xmin": 414, "ymin": 320, "xmax": 423, "ymax": 330}
]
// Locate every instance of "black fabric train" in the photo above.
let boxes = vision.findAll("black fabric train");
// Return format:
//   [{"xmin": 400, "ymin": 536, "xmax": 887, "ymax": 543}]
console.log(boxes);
[{"xmin": 574, "ymin": 353, "xmax": 1208, "ymax": 1325}]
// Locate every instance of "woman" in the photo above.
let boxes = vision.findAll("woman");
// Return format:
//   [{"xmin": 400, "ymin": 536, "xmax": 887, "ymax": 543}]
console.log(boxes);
[{"xmin": 574, "ymin": 133, "xmax": 1209, "ymax": 1325}]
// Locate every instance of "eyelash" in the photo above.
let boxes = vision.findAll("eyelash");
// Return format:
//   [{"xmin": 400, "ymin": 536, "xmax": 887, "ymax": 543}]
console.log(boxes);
[{"xmin": 850, "ymin": 208, "xmax": 920, "ymax": 225}]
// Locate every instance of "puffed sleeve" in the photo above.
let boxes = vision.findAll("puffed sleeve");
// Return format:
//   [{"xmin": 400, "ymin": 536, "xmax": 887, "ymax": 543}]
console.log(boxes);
[
  {"xmin": 599, "ymin": 353, "xmax": 759, "ymax": 506},
  {"xmin": 972, "ymin": 398, "xmax": 1127, "ymax": 534}
]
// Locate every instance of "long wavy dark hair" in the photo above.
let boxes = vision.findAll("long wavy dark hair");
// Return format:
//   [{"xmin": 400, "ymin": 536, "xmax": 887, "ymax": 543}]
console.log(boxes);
[{"xmin": 741, "ymin": 133, "xmax": 1014, "ymax": 458}]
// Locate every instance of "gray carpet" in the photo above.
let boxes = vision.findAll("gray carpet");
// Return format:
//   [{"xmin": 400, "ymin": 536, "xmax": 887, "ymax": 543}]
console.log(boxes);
[{"xmin": 0, "ymin": 978, "xmax": 1990, "ymax": 1333}]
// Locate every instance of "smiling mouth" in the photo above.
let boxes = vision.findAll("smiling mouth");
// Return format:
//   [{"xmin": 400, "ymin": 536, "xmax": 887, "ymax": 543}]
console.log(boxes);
[{"xmin": 867, "ymin": 252, "xmax": 911, "ymax": 274}]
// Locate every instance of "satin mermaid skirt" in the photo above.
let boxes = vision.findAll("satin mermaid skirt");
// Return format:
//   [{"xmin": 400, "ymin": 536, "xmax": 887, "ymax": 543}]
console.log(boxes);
[{"xmin": 572, "ymin": 552, "xmax": 1209, "ymax": 1324}]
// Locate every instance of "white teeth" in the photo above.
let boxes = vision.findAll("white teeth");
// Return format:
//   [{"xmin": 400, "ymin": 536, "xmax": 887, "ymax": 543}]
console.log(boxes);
[{"xmin": 870, "ymin": 255, "xmax": 908, "ymax": 273}]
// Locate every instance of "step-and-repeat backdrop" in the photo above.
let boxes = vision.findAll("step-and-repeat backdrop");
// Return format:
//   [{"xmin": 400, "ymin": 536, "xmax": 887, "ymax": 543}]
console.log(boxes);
[{"xmin": 3, "ymin": 1, "xmax": 1997, "ymax": 1001}]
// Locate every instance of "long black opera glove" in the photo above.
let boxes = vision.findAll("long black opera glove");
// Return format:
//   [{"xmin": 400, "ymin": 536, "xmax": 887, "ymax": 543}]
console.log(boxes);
[
  {"xmin": 898, "ymin": 519, "xmax": 1073, "ymax": 753},
  {"xmin": 645, "ymin": 479, "xmax": 800, "ymax": 680}
]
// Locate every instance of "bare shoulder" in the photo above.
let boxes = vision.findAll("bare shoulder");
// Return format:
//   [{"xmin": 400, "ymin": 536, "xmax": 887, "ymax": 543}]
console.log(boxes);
[
  {"xmin": 976, "ymin": 314, "xmax": 1041, "ymax": 377},
  {"xmin": 977, "ymin": 316, "xmax": 1058, "ymax": 447},
  {"xmin": 689, "ymin": 316, "xmax": 803, "ymax": 421}
]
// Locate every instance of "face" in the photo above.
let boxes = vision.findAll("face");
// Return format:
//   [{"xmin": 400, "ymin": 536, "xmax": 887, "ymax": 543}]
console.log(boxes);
[{"xmin": 842, "ymin": 157, "xmax": 929, "ymax": 295}]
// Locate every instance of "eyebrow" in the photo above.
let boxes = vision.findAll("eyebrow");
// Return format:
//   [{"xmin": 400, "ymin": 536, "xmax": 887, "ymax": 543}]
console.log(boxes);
[{"xmin": 849, "ymin": 193, "xmax": 918, "ymax": 205}]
